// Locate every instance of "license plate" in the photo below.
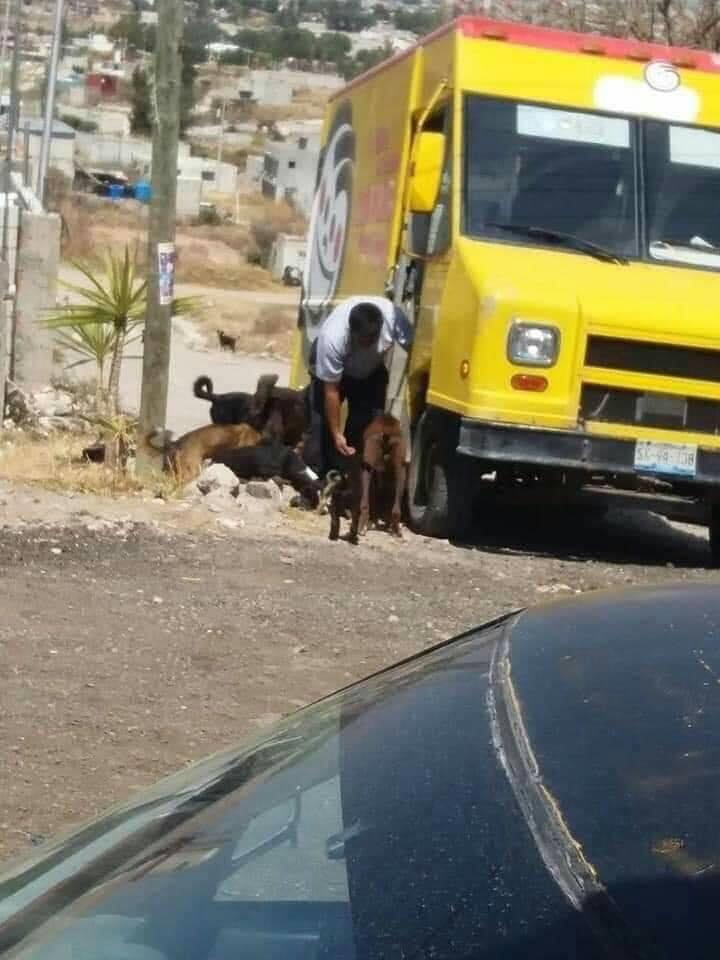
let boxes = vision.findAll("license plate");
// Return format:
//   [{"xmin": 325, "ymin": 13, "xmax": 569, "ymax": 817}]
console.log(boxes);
[{"xmin": 634, "ymin": 440, "xmax": 697, "ymax": 477}]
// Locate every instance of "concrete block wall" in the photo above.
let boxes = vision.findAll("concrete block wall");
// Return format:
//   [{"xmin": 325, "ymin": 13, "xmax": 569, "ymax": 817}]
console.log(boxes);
[
  {"xmin": 76, "ymin": 133, "xmax": 192, "ymax": 169},
  {"xmin": 13, "ymin": 209, "xmax": 61, "ymax": 389},
  {"xmin": 0, "ymin": 201, "xmax": 21, "ymax": 288}
]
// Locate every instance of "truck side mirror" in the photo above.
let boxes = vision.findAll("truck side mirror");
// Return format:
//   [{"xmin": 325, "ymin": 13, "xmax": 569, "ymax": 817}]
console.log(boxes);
[{"xmin": 408, "ymin": 132, "xmax": 445, "ymax": 214}]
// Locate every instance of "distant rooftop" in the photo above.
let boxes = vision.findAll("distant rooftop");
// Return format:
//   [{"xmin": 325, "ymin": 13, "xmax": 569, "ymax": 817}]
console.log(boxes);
[{"xmin": 20, "ymin": 118, "xmax": 77, "ymax": 139}]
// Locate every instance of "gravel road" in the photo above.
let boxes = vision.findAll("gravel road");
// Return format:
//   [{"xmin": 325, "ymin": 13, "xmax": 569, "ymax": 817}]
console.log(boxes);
[{"xmin": 1, "ymin": 480, "xmax": 718, "ymax": 863}]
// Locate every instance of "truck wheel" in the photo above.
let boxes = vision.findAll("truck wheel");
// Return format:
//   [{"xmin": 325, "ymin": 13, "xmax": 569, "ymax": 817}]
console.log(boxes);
[
  {"xmin": 709, "ymin": 506, "xmax": 720, "ymax": 568},
  {"xmin": 407, "ymin": 411, "xmax": 475, "ymax": 540}
]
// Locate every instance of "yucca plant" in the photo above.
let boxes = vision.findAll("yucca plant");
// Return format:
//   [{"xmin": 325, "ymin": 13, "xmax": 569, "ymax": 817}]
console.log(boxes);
[
  {"xmin": 50, "ymin": 316, "xmax": 141, "ymax": 414},
  {"xmin": 44, "ymin": 246, "xmax": 196, "ymax": 418}
]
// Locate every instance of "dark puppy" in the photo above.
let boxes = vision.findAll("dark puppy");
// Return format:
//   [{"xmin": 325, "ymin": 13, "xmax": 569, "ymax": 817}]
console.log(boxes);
[
  {"xmin": 324, "ymin": 457, "xmax": 363, "ymax": 544},
  {"xmin": 194, "ymin": 373, "xmax": 306, "ymax": 448},
  {"xmin": 217, "ymin": 330, "xmax": 237, "ymax": 352},
  {"xmin": 212, "ymin": 441, "xmax": 321, "ymax": 507}
]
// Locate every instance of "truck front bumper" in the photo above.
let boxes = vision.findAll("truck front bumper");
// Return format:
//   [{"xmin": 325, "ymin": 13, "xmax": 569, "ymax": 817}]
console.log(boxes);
[{"xmin": 457, "ymin": 420, "xmax": 720, "ymax": 488}]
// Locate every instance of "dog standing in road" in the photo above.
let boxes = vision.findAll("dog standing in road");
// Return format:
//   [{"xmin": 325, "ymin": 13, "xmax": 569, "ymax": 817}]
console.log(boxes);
[{"xmin": 217, "ymin": 330, "xmax": 237, "ymax": 352}]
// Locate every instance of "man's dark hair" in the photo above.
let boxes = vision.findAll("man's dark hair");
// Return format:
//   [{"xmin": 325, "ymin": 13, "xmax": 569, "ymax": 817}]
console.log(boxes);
[{"xmin": 349, "ymin": 302, "xmax": 383, "ymax": 342}]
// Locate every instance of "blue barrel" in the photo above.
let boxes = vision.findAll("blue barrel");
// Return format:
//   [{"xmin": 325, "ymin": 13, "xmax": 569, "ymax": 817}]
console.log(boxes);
[
  {"xmin": 108, "ymin": 183, "xmax": 124, "ymax": 200},
  {"xmin": 134, "ymin": 181, "xmax": 152, "ymax": 203}
]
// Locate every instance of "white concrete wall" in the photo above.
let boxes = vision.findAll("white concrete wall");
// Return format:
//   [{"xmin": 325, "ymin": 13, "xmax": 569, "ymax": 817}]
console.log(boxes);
[
  {"xmin": 76, "ymin": 133, "xmax": 191, "ymax": 169},
  {"xmin": 177, "ymin": 177, "xmax": 202, "ymax": 218},
  {"xmin": 178, "ymin": 157, "xmax": 238, "ymax": 196},
  {"xmin": 269, "ymin": 235, "xmax": 306, "ymax": 280},
  {"xmin": 247, "ymin": 70, "xmax": 292, "ymax": 107},
  {"xmin": 0, "ymin": 201, "xmax": 21, "ymax": 290},
  {"xmin": 25, "ymin": 135, "xmax": 75, "ymax": 182},
  {"xmin": 13, "ymin": 208, "xmax": 61, "ymax": 389}
]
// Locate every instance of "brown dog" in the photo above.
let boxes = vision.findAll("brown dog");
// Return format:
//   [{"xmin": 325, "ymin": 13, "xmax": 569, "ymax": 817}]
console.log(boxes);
[
  {"xmin": 147, "ymin": 422, "xmax": 261, "ymax": 483},
  {"xmin": 358, "ymin": 414, "xmax": 406, "ymax": 537},
  {"xmin": 324, "ymin": 414, "xmax": 406, "ymax": 543}
]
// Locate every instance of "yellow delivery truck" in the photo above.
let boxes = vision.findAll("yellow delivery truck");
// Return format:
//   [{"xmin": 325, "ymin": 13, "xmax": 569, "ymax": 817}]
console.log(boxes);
[{"xmin": 291, "ymin": 16, "xmax": 720, "ymax": 559}]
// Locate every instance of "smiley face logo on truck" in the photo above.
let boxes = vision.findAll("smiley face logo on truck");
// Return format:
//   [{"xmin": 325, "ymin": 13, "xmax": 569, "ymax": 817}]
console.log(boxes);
[{"xmin": 303, "ymin": 102, "xmax": 355, "ymax": 326}]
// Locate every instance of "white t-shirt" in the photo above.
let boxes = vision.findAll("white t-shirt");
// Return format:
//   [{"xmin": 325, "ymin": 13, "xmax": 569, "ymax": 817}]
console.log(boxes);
[{"xmin": 313, "ymin": 297, "xmax": 410, "ymax": 383}]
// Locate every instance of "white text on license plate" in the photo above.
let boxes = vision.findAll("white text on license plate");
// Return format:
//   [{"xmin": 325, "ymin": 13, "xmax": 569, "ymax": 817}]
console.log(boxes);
[{"xmin": 634, "ymin": 440, "xmax": 697, "ymax": 477}]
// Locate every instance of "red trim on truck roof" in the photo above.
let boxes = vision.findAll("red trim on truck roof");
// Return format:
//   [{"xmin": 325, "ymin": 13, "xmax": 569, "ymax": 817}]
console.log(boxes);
[
  {"xmin": 458, "ymin": 16, "xmax": 720, "ymax": 72},
  {"xmin": 330, "ymin": 15, "xmax": 720, "ymax": 101}
]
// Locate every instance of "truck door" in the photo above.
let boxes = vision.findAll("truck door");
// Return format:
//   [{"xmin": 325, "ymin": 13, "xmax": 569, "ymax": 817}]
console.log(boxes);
[{"xmin": 387, "ymin": 102, "xmax": 453, "ymax": 434}]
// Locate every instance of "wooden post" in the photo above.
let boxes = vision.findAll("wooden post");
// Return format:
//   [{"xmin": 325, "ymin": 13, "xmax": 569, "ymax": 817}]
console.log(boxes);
[{"xmin": 136, "ymin": 0, "xmax": 183, "ymax": 479}]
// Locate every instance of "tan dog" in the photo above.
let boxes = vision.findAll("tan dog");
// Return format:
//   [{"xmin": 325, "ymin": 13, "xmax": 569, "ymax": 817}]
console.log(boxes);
[
  {"xmin": 358, "ymin": 414, "xmax": 406, "ymax": 537},
  {"xmin": 147, "ymin": 422, "xmax": 261, "ymax": 483}
]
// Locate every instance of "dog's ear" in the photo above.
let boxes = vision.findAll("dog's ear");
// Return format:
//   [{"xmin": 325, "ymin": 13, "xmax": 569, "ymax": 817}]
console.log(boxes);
[{"xmin": 251, "ymin": 373, "xmax": 280, "ymax": 415}]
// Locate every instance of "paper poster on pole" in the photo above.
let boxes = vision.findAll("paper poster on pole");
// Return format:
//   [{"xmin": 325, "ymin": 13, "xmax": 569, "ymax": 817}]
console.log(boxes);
[{"xmin": 157, "ymin": 242, "xmax": 176, "ymax": 306}]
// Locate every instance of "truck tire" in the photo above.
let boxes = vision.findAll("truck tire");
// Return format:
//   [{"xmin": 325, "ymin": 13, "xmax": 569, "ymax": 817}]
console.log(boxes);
[{"xmin": 407, "ymin": 411, "xmax": 475, "ymax": 540}]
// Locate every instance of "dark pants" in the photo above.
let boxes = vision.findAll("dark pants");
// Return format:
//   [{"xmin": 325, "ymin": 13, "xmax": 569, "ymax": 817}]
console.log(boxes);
[{"xmin": 303, "ymin": 364, "xmax": 389, "ymax": 477}]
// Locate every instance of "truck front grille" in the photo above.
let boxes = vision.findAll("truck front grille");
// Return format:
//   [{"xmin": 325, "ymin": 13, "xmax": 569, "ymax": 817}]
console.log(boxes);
[
  {"xmin": 585, "ymin": 336, "xmax": 720, "ymax": 385},
  {"xmin": 580, "ymin": 384, "xmax": 720, "ymax": 436}
]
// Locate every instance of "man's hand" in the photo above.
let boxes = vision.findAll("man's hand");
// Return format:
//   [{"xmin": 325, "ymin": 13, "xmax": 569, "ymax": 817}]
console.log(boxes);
[{"xmin": 333, "ymin": 432, "xmax": 356, "ymax": 457}]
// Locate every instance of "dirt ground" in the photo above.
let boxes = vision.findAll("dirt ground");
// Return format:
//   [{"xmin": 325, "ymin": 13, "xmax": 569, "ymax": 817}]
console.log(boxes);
[{"xmin": 1, "ymin": 480, "xmax": 719, "ymax": 865}]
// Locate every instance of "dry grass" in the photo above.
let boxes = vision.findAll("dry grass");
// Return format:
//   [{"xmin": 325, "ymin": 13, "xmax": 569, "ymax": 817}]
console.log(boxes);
[
  {"xmin": 0, "ymin": 433, "xmax": 182, "ymax": 500},
  {"xmin": 176, "ymin": 248, "xmax": 276, "ymax": 290},
  {"xmin": 58, "ymin": 194, "xmax": 298, "ymax": 295},
  {"xmin": 60, "ymin": 197, "xmax": 148, "ymax": 265},
  {"xmin": 253, "ymin": 307, "xmax": 293, "ymax": 337},
  {"xmin": 189, "ymin": 296, "xmax": 298, "ymax": 358}
]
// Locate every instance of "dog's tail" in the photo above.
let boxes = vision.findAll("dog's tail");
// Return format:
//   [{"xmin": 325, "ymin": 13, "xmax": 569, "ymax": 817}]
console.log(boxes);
[
  {"xmin": 145, "ymin": 428, "xmax": 175, "ymax": 452},
  {"xmin": 193, "ymin": 376, "xmax": 215, "ymax": 402}
]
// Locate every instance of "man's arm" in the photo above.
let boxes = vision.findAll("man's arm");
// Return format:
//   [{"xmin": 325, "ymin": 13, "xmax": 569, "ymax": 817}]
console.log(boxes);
[{"xmin": 324, "ymin": 382, "xmax": 355, "ymax": 457}]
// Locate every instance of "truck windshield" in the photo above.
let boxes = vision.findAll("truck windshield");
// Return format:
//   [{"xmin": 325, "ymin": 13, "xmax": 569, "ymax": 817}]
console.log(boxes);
[
  {"xmin": 645, "ymin": 119, "xmax": 720, "ymax": 269},
  {"xmin": 464, "ymin": 96, "xmax": 638, "ymax": 260},
  {"xmin": 464, "ymin": 95, "xmax": 720, "ymax": 272}
]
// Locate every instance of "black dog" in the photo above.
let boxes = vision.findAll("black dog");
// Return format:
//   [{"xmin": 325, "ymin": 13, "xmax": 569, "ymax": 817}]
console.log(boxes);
[
  {"xmin": 217, "ymin": 330, "xmax": 237, "ymax": 352},
  {"xmin": 194, "ymin": 376, "xmax": 253, "ymax": 426},
  {"xmin": 194, "ymin": 374, "xmax": 307, "ymax": 448},
  {"xmin": 212, "ymin": 441, "xmax": 320, "ymax": 507}
]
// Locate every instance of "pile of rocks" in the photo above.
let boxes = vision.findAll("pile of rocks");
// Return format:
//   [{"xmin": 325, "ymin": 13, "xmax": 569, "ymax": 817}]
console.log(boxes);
[
  {"xmin": 182, "ymin": 462, "xmax": 300, "ymax": 520},
  {"xmin": 3, "ymin": 383, "xmax": 92, "ymax": 436}
]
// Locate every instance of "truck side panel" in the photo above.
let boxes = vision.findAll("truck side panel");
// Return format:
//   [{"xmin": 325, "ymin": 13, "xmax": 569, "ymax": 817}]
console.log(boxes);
[{"xmin": 289, "ymin": 49, "xmax": 420, "ymax": 389}]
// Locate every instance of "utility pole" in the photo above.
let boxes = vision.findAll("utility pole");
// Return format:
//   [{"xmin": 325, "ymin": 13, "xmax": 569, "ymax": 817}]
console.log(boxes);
[
  {"xmin": 36, "ymin": 0, "xmax": 64, "ymax": 205},
  {"xmin": 0, "ymin": 0, "xmax": 12, "ymax": 109},
  {"xmin": 216, "ymin": 95, "xmax": 226, "ymax": 169},
  {"xmin": 2, "ymin": 0, "xmax": 20, "ymax": 261},
  {"xmin": 136, "ymin": 0, "xmax": 184, "ymax": 478},
  {"xmin": 0, "ymin": 0, "xmax": 19, "ymax": 427}
]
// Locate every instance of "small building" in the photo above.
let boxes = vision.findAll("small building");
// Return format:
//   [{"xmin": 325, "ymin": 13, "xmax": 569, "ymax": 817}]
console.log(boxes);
[
  {"xmin": 261, "ymin": 133, "xmax": 320, "ymax": 218},
  {"xmin": 177, "ymin": 157, "xmax": 239, "ymax": 197},
  {"xmin": 86, "ymin": 70, "xmax": 122, "ymax": 99},
  {"xmin": 89, "ymin": 34, "xmax": 115, "ymax": 56},
  {"xmin": 269, "ymin": 233, "xmax": 306, "ymax": 282}
]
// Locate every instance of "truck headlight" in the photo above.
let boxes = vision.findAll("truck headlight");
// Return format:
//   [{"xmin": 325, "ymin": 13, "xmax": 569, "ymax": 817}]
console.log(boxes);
[{"xmin": 507, "ymin": 322, "xmax": 560, "ymax": 368}]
